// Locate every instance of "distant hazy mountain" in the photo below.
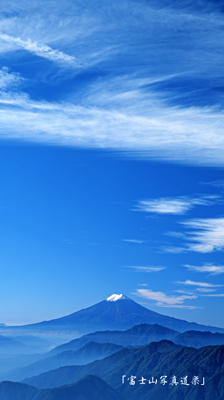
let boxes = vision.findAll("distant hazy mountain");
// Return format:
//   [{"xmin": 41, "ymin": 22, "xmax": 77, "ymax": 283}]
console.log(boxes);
[
  {"xmin": 1, "ymin": 342, "xmax": 123, "ymax": 382},
  {"xmin": 22, "ymin": 340, "xmax": 183, "ymax": 389},
  {"xmin": 2, "ymin": 324, "xmax": 224, "ymax": 385},
  {"xmin": 0, "ymin": 335, "xmax": 31, "ymax": 355},
  {"xmin": 50, "ymin": 323, "xmax": 179, "ymax": 355},
  {"xmin": 0, "ymin": 334, "xmax": 56, "ymax": 356},
  {"xmin": 50, "ymin": 324, "xmax": 224, "ymax": 356},
  {"xmin": 0, "ymin": 353, "xmax": 44, "ymax": 374},
  {"xmin": 1, "ymin": 294, "xmax": 223, "ymax": 338},
  {"xmin": 174, "ymin": 330, "xmax": 224, "ymax": 348},
  {"xmin": 0, "ymin": 375, "xmax": 125, "ymax": 400},
  {"xmin": 5, "ymin": 324, "xmax": 224, "ymax": 383},
  {"xmin": 8, "ymin": 335, "xmax": 54, "ymax": 352},
  {"xmin": 23, "ymin": 340, "xmax": 224, "ymax": 400}
]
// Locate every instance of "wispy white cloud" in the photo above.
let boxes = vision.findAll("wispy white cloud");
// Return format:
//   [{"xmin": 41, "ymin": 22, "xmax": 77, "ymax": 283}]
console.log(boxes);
[
  {"xmin": 0, "ymin": 67, "xmax": 23, "ymax": 89},
  {"xmin": 175, "ymin": 289, "xmax": 195, "ymax": 295},
  {"xmin": 197, "ymin": 288, "xmax": 216, "ymax": 292},
  {"xmin": 201, "ymin": 180, "xmax": 224, "ymax": 189},
  {"xmin": 184, "ymin": 263, "xmax": 224, "ymax": 275},
  {"xmin": 166, "ymin": 232, "xmax": 186, "ymax": 238},
  {"xmin": 0, "ymin": 68, "xmax": 223, "ymax": 165},
  {"xmin": 182, "ymin": 218, "xmax": 224, "ymax": 253},
  {"xmin": 163, "ymin": 246, "xmax": 186, "ymax": 254},
  {"xmin": 0, "ymin": 1, "xmax": 223, "ymax": 166},
  {"xmin": 177, "ymin": 279, "xmax": 223, "ymax": 288},
  {"xmin": 135, "ymin": 288, "xmax": 197, "ymax": 307},
  {"xmin": 137, "ymin": 283, "xmax": 148, "ymax": 287},
  {"xmin": 123, "ymin": 239, "xmax": 145, "ymax": 244},
  {"xmin": 0, "ymin": 34, "xmax": 76, "ymax": 66},
  {"xmin": 135, "ymin": 198, "xmax": 192, "ymax": 214},
  {"xmin": 164, "ymin": 218, "xmax": 224, "ymax": 254},
  {"xmin": 128, "ymin": 266, "xmax": 166, "ymax": 272},
  {"xmin": 156, "ymin": 304, "xmax": 200, "ymax": 309},
  {"xmin": 133, "ymin": 196, "xmax": 216, "ymax": 215}
]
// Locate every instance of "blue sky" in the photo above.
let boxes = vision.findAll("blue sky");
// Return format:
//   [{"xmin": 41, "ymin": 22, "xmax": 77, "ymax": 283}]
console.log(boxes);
[{"xmin": 0, "ymin": 0, "xmax": 224, "ymax": 327}]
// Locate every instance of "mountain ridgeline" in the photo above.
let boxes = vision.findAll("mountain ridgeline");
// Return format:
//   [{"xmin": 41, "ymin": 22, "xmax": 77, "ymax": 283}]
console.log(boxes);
[
  {"xmin": 22, "ymin": 340, "xmax": 224, "ymax": 400},
  {"xmin": 0, "ymin": 294, "xmax": 224, "ymax": 400},
  {"xmin": 0, "ymin": 294, "xmax": 223, "ymax": 338},
  {"xmin": 0, "ymin": 375, "xmax": 125, "ymax": 400},
  {"xmin": 49, "ymin": 323, "xmax": 179, "ymax": 355},
  {"xmin": 49, "ymin": 323, "xmax": 224, "ymax": 355},
  {"xmin": 0, "ymin": 342, "xmax": 124, "ymax": 382},
  {"xmin": 2, "ymin": 322, "xmax": 224, "ymax": 383}
]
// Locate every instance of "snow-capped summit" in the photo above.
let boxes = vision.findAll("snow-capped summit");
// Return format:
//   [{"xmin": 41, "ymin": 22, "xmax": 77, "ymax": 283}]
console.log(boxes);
[
  {"xmin": 106, "ymin": 294, "xmax": 129, "ymax": 302},
  {"xmin": 3, "ymin": 293, "xmax": 223, "ymax": 339}
]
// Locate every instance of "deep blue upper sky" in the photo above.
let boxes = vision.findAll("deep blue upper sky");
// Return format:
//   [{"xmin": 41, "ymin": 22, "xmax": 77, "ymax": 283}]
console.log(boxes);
[{"xmin": 0, "ymin": 0, "xmax": 224, "ymax": 327}]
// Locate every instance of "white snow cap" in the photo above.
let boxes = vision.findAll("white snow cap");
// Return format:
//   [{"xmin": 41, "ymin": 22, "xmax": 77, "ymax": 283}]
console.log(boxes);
[{"xmin": 106, "ymin": 294, "xmax": 128, "ymax": 301}]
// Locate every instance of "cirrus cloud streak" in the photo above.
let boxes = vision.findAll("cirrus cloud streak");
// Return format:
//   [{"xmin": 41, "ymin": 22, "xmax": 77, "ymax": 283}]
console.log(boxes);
[
  {"xmin": 135, "ymin": 288, "xmax": 197, "ymax": 308},
  {"xmin": 0, "ymin": 69, "xmax": 224, "ymax": 166},
  {"xmin": 0, "ymin": 34, "xmax": 76, "ymax": 66},
  {"xmin": 127, "ymin": 266, "xmax": 166, "ymax": 273},
  {"xmin": 182, "ymin": 218, "xmax": 224, "ymax": 253},
  {"xmin": 184, "ymin": 264, "xmax": 224, "ymax": 275},
  {"xmin": 177, "ymin": 279, "xmax": 223, "ymax": 288},
  {"xmin": 134, "ymin": 196, "xmax": 215, "ymax": 215}
]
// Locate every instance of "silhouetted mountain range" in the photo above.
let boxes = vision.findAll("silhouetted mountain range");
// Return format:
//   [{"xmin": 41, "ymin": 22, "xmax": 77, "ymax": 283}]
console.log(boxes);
[
  {"xmin": 0, "ymin": 375, "xmax": 125, "ymax": 400},
  {"xmin": 1, "ymin": 295, "xmax": 224, "ymax": 399},
  {"xmin": 50, "ymin": 323, "xmax": 179, "ymax": 355},
  {"xmin": 50, "ymin": 322, "xmax": 224, "ymax": 355},
  {"xmin": 22, "ymin": 340, "xmax": 224, "ymax": 400},
  {"xmin": 174, "ymin": 330, "xmax": 224, "ymax": 348},
  {"xmin": 0, "ymin": 342, "xmax": 123, "ymax": 382},
  {"xmin": 3, "ymin": 322, "xmax": 224, "ymax": 384},
  {"xmin": 2, "ymin": 322, "xmax": 224, "ymax": 386}
]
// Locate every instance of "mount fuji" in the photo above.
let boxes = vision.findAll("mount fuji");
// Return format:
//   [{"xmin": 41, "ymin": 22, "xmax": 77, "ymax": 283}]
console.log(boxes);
[{"xmin": 0, "ymin": 294, "xmax": 224, "ymax": 338}]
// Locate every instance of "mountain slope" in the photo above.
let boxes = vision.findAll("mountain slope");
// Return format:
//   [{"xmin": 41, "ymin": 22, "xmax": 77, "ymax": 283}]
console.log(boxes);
[
  {"xmin": 38, "ymin": 374, "xmax": 125, "ymax": 400},
  {"xmin": 0, "ymin": 375, "xmax": 125, "ymax": 400},
  {"xmin": 1, "ymin": 342, "xmax": 123, "ymax": 382},
  {"xmin": 0, "ymin": 381, "xmax": 40, "ymax": 400},
  {"xmin": 0, "ymin": 294, "xmax": 223, "ymax": 337},
  {"xmin": 0, "ymin": 335, "xmax": 32, "ymax": 355},
  {"xmin": 49, "ymin": 323, "xmax": 179, "ymax": 355},
  {"xmin": 23, "ymin": 340, "xmax": 224, "ymax": 395},
  {"xmin": 50, "ymin": 324, "xmax": 224, "ymax": 356},
  {"xmin": 174, "ymin": 330, "xmax": 224, "ymax": 348},
  {"xmin": 22, "ymin": 341, "xmax": 184, "ymax": 388},
  {"xmin": 6, "ymin": 324, "xmax": 224, "ymax": 383},
  {"xmin": 25, "ymin": 294, "xmax": 224, "ymax": 334}
]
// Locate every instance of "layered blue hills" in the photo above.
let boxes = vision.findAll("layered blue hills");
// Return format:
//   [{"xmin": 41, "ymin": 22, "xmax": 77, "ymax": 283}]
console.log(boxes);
[
  {"xmin": 0, "ymin": 375, "xmax": 125, "ymax": 400},
  {"xmin": 22, "ymin": 340, "xmax": 224, "ymax": 400},
  {"xmin": 0, "ymin": 295, "xmax": 224, "ymax": 400}
]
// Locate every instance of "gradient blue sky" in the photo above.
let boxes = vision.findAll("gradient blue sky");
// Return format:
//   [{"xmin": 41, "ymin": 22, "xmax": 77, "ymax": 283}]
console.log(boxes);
[{"xmin": 0, "ymin": 0, "xmax": 224, "ymax": 327}]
